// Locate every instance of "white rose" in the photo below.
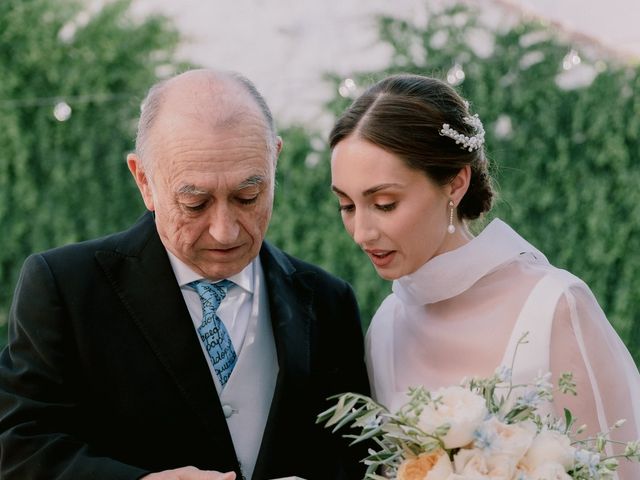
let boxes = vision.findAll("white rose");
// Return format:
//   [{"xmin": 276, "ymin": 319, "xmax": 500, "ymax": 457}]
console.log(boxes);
[
  {"xmin": 529, "ymin": 462, "xmax": 572, "ymax": 480},
  {"xmin": 477, "ymin": 416, "xmax": 537, "ymax": 462},
  {"xmin": 447, "ymin": 475, "xmax": 489, "ymax": 480},
  {"xmin": 522, "ymin": 430, "xmax": 575, "ymax": 471},
  {"xmin": 452, "ymin": 448, "xmax": 515, "ymax": 480},
  {"xmin": 417, "ymin": 386, "xmax": 488, "ymax": 449}
]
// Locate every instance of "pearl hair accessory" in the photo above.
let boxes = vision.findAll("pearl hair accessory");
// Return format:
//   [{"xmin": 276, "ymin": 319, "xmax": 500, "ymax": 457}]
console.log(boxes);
[
  {"xmin": 440, "ymin": 113, "xmax": 486, "ymax": 152},
  {"xmin": 447, "ymin": 200, "xmax": 456, "ymax": 234}
]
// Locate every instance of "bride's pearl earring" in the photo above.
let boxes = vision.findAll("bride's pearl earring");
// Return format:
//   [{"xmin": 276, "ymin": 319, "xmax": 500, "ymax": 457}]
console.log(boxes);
[{"xmin": 447, "ymin": 200, "xmax": 456, "ymax": 234}]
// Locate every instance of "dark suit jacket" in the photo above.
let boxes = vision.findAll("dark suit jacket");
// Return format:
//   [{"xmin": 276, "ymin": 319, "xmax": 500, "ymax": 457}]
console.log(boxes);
[{"xmin": 0, "ymin": 212, "xmax": 370, "ymax": 480}]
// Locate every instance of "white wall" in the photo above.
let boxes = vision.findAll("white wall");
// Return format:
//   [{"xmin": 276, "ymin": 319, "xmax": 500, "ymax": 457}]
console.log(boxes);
[{"xmin": 128, "ymin": 0, "xmax": 640, "ymax": 130}]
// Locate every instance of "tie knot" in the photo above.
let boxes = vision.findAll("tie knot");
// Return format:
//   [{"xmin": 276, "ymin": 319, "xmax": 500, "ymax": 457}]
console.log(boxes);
[{"xmin": 189, "ymin": 279, "xmax": 234, "ymax": 310}]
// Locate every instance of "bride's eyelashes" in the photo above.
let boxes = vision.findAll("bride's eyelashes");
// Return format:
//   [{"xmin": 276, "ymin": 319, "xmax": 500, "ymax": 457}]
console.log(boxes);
[
  {"xmin": 338, "ymin": 203, "xmax": 355, "ymax": 213},
  {"xmin": 338, "ymin": 203, "xmax": 397, "ymax": 213},
  {"xmin": 375, "ymin": 203, "xmax": 396, "ymax": 212}
]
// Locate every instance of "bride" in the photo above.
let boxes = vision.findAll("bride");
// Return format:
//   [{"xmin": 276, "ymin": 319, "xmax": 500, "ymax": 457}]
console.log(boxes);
[{"xmin": 328, "ymin": 73, "xmax": 640, "ymax": 478}]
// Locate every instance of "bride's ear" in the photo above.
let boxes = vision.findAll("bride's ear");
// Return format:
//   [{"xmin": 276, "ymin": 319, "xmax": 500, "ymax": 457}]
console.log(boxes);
[{"xmin": 448, "ymin": 165, "xmax": 471, "ymax": 205}]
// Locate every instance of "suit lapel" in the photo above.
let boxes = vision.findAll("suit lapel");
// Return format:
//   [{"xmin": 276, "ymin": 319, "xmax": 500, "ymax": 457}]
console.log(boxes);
[
  {"xmin": 262, "ymin": 242, "xmax": 313, "ymax": 380},
  {"xmin": 94, "ymin": 213, "xmax": 238, "ymax": 465},
  {"xmin": 252, "ymin": 242, "xmax": 314, "ymax": 479}
]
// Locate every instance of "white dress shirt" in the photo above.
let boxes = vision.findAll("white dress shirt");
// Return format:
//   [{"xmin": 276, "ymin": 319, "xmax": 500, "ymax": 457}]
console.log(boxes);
[
  {"xmin": 167, "ymin": 251, "xmax": 256, "ymax": 392},
  {"xmin": 166, "ymin": 251, "xmax": 277, "ymax": 480}
]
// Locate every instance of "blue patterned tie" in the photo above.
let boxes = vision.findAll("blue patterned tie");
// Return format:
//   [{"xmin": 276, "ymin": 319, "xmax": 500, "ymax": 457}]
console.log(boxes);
[{"xmin": 189, "ymin": 279, "xmax": 237, "ymax": 387}]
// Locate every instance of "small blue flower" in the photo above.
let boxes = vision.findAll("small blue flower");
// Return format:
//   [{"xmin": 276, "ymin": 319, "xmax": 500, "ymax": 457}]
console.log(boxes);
[
  {"xmin": 515, "ymin": 390, "xmax": 539, "ymax": 409},
  {"xmin": 495, "ymin": 365, "xmax": 512, "ymax": 383},
  {"xmin": 365, "ymin": 415, "xmax": 382, "ymax": 429},
  {"xmin": 473, "ymin": 423, "xmax": 497, "ymax": 450},
  {"xmin": 575, "ymin": 449, "xmax": 601, "ymax": 476}
]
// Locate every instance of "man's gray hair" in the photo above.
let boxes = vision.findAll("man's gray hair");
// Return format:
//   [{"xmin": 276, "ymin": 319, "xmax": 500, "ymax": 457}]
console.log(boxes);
[{"xmin": 134, "ymin": 71, "xmax": 278, "ymax": 176}]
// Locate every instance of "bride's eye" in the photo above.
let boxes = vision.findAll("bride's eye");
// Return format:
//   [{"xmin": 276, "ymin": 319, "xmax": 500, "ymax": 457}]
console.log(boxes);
[
  {"xmin": 375, "ymin": 203, "xmax": 396, "ymax": 212},
  {"xmin": 338, "ymin": 204, "xmax": 355, "ymax": 213}
]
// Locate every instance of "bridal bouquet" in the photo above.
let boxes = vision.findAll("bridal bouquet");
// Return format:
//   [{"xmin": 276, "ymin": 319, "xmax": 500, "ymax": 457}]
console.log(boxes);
[{"xmin": 317, "ymin": 334, "xmax": 640, "ymax": 480}]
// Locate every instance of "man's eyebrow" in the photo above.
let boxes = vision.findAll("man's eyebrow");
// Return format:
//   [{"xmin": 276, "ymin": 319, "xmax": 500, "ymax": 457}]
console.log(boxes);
[
  {"xmin": 175, "ymin": 175, "xmax": 266, "ymax": 196},
  {"xmin": 235, "ymin": 175, "xmax": 266, "ymax": 191},
  {"xmin": 177, "ymin": 184, "xmax": 208, "ymax": 196}
]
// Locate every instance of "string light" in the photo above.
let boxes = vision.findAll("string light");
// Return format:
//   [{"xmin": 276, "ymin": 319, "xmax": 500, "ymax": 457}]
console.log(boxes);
[
  {"xmin": 562, "ymin": 49, "xmax": 582, "ymax": 70},
  {"xmin": 494, "ymin": 114, "xmax": 513, "ymax": 139},
  {"xmin": 338, "ymin": 78, "xmax": 357, "ymax": 98},
  {"xmin": 447, "ymin": 63, "xmax": 466, "ymax": 86},
  {"xmin": 0, "ymin": 92, "xmax": 134, "ymax": 121},
  {"xmin": 53, "ymin": 101, "xmax": 72, "ymax": 122}
]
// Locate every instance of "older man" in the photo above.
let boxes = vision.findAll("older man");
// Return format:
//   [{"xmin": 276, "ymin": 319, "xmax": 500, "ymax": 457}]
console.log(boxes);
[{"xmin": 0, "ymin": 70, "xmax": 369, "ymax": 480}]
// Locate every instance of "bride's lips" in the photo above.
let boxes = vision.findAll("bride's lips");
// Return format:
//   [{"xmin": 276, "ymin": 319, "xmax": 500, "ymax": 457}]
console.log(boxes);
[{"xmin": 364, "ymin": 249, "xmax": 396, "ymax": 268}]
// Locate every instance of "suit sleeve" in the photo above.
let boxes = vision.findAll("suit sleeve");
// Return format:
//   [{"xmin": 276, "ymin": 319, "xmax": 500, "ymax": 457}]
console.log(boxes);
[{"xmin": 0, "ymin": 254, "xmax": 147, "ymax": 480}]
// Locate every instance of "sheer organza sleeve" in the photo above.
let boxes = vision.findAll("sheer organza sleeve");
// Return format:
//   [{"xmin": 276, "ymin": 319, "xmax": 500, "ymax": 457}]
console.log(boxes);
[{"xmin": 550, "ymin": 281, "xmax": 640, "ymax": 479}]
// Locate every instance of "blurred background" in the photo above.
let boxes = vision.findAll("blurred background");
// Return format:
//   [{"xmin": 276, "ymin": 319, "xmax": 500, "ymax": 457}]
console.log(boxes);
[{"xmin": 1, "ymin": 0, "xmax": 639, "ymax": 362}]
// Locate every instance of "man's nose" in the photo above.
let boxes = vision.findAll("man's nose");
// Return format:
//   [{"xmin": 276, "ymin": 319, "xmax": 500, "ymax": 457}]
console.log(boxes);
[
  {"xmin": 351, "ymin": 211, "xmax": 379, "ymax": 245},
  {"xmin": 208, "ymin": 203, "xmax": 240, "ymax": 244}
]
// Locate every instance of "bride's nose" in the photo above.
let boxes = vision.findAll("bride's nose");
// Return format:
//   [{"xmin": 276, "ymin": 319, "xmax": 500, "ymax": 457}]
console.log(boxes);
[{"xmin": 352, "ymin": 211, "xmax": 380, "ymax": 245}]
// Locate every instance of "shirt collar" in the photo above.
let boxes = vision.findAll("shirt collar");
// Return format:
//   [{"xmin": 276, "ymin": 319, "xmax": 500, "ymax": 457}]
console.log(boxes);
[
  {"xmin": 392, "ymin": 218, "xmax": 547, "ymax": 305},
  {"xmin": 166, "ymin": 250, "xmax": 255, "ymax": 294}
]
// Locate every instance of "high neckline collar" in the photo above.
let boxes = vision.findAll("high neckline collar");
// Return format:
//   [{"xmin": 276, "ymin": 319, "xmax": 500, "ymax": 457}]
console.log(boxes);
[{"xmin": 392, "ymin": 219, "xmax": 546, "ymax": 305}]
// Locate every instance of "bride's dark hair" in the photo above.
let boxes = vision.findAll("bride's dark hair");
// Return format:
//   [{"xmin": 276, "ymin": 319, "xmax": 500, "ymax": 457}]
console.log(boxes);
[{"xmin": 329, "ymin": 74, "xmax": 493, "ymax": 220}]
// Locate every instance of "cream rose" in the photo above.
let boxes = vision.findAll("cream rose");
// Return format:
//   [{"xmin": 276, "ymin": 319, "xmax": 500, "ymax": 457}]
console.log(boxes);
[
  {"xmin": 452, "ymin": 448, "xmax": 489, "ymax": 476},
  {"xmin": 522, "ymin": 429, "xmax": 575, "ymax": 471},
  {"xmin": 529, "ymin": 462, "xmax": 572, "ymax": 480},
  {"xmin": 478, "ymin": 416, "xmax": 537, "ymax": 462},
  {"xmin": 417, "ymin": 386, "xmax": 487, "ymax": 449},
  {"xmin": 396, "ymin": 451, "xmax": 452, "ymax": 480},
  {"xmin": 452, "ymin": 448, "xmax": 515, "ymax": 479}
]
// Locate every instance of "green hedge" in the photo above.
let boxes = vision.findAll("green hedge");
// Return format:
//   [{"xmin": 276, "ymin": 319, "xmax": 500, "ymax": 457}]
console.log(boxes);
[{"xmin": 0, "ymin": 0, "xmax": 184, "ymax": 339}]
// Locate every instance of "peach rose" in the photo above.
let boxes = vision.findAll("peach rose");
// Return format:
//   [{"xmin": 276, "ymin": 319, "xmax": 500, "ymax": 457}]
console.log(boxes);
[{"xmin": 396, "ymin": 451, "xmax": 453, "ymax": 480}]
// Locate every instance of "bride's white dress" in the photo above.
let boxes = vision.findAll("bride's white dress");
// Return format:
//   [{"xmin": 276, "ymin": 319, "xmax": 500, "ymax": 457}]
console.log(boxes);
[{"xmin": 366, "ymin": 219, "xmax": 640, "ymax": 478}]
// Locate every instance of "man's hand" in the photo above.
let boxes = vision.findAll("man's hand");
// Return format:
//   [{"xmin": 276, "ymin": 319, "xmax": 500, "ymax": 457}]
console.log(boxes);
[{"xmin": 141, "ymin": 466, "xmax": 237, "ymax": 480}]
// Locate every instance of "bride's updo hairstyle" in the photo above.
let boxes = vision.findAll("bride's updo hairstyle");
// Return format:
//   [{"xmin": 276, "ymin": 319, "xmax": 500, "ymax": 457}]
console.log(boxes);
[{"xmin": 329, "ymin": 74, "xmax": 493, "ymax": 220}]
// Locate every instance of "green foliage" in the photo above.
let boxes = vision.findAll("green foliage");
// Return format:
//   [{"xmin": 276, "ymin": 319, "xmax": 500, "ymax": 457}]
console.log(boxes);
[
  {"xmin": 267, "ymin": 127, "xmax": 391, "ymax": 324},
  {"xmin": 271, "ymin": 4, "xmax": 640, "ymax": 363},
  {"xmin": 0, "ymin": 0, "xmax": 184, "ymax": 341}
]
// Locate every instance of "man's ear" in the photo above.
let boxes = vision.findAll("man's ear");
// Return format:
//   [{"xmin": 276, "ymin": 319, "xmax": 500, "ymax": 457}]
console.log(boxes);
[
  {"xmin": 448, "ymin": 164, "xmax": 471, "ymax": 206},
  {"xmin": 127, "ymin": 153, "xmax": 155, "ymax": 211},
  {"xmin": 274, "ymin": 136, "xmax": 283, "ymax": 164}
]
